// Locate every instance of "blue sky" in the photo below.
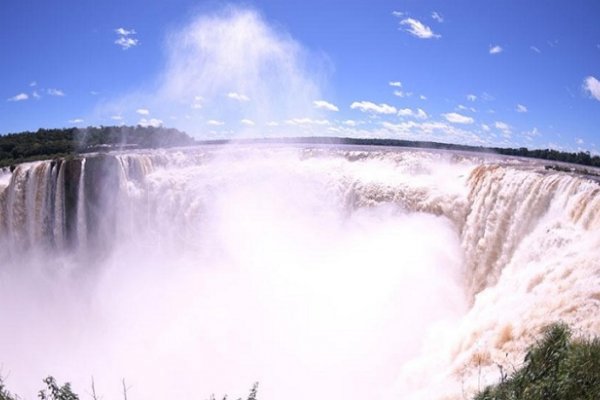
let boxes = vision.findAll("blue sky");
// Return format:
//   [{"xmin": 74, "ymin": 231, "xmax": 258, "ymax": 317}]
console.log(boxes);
[{"xmin": 1, "ymin": 0, "xmax": 599, "ymax": 152}]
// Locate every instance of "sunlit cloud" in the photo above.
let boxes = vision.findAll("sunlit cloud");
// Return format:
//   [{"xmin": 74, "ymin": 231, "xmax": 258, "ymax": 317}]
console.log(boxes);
[
  {"xmin": 115, "ymin": 27, "xmax": 139, "ymax": 49},
  {"xmin": 47, "ymin": 88, "xmax": 65, "ymax": 96},
  {"xmin": 516, "ymin": 104, "xmax": 528, "ymax": 113},
  {"xmin": 7, "ymin": 93, "xmax": 28, "ymax": 102},
  {"xmin": 443, "ymin": 112, "xmax": 474, "ymax": 124},
  {"xmin": 138, "ymin": 118, "xmax": 163, "ymax": 127},
  {"xmin": 489, "ymin": 45, "xmax": 503, "ymax": 54},
  {"xmin": 583, "ymin": 76, "xmax": 600, "ymax": 101},
  {"xmin": 398, "ymin": 108, "xmax": 428, "ymax": 119},
  {"xmin": 431, "ymin": 12, "xmax": 444, "ymax": 23},
  {"xmin": 399, "ymin": 18, "xmax": 441, "ymax": 39},
  {"xmin": 227, "ymin": 92, "xmax": 251, "ymax": 102},
  {"xmin": 350, "ymin": 101, "xmax": 397, "ymax": 115},
  {"xmin": 313, "ymin": 100, "xmax": 339, "ymax": 112}
]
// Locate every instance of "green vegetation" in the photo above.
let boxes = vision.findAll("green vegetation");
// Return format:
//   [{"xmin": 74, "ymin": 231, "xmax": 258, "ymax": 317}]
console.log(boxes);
[
  {"xmin": 0, "ymin": 126, "xmax": 194, "ymax": 168},
  {"xmin": 1, "ymin": 127, "xmax": 599, "ymax": 170},
  {"xmin": 0, "ymin": 376, "xmax": 258, "ymax": 400},
  {"xmin": 476, "ymin": 323, "xmax": 600, "ymax": 400}
]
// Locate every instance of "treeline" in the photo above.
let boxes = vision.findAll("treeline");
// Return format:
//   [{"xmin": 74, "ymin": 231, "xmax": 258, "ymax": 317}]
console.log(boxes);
[
  {"xmin": 1, "ymin": 128, "xmax": 599, "ymax": 170},
  {"xmin": 222, "ymin": 136, "xmax": 600, "ymax": 169},
  {"xmin": 0, "ymin": 126, "xmax": 195, "ymax": 168}
]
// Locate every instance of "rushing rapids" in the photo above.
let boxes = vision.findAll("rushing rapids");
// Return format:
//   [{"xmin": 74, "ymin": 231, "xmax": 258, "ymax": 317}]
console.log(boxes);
[{"xmin": 0, "ymin": 145, "xmax": 599, "ymax": 400}]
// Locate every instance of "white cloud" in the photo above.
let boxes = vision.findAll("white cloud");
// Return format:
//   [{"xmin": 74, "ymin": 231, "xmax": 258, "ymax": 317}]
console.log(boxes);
[
  {"xmin": 431, "ymin": 11, "xmax": 444, "ymax": 23},
  {"xmin": 29, "ymin": 81, "xmax": 37, "ymax": 87},
  {"xmin": 419, "ymin": 94, "xmax": 427, "ymax": 100},
  {"xmin": 227, "ymin": 92, "xmax": 250, "ymax": 102},
  {"xmin": 111, "ymin": 115, "xmax": 124, "ymax": 121},
  {"xmin": 114, "ymin": 27, "xmax": 139, "ymax": 49},
  {"xmin": 207, "ymin": 119, "xmax": 225, "ymax": 126},
  {"xmin": 457, "ymin": 104, "xmax": 476, "ymax": 112},
  {"xmin": 115, "ymin": 37, "xmax": 139, "ymax": 50},
  {"xmin": 481, "ymin": 124, "xmax": 490, "ymax": 132},
  {"xmin": 489, "ymin": 45, "xmax": 503, "ymax": 54},
  {"xmin": 240, "ymin": 118, "xmax": 255, "ymax": 126},
  {"xmin": 7, "ymin": 93, "xmax": 28, "ymax": 102},
  {"xmin": 516, "ymin": 104, "xmax": 528, "ymax": 113},
  {"xmin": 90, "ymin": 91, "xmax": 100, "ymax": 96},
  {"xmin": 467, "ymin": 94, "xmax": 477, "ymax": 102},
  {"xmin": 32, "ymin": 90, "xmax": 41, "ymax": 99},
  {"xmin": 313, "ymin": 100, "xmax": 339, "ymax": 112},
  {"xmin": 530, "ymin": 46, "xmax": 541, "ymax": 53},
  {"xmin": 68, "ymin": 118, "xmax": 84, "ymax": 124},
  {"xmin": 398, "ymin": 108, "xmax": 428, "ymax": 119},
  {"xmin": 576, "ymin": 138, "xmax": 584, "ymax": 145},
  {"xmin": 138, "ymin": 118, "xmax": 163, "ymax": 127},
  {"xmin": 115, "ymin": 27, "xmax": 136, "ymax": 36},
  {"xmin": 393, "ymin": 90, "xmax": 412, "ymax": 98},
  {"xmin": 136, "ymin": 108, "xmax": 150, "ymax": 115},
  {"xmin": 399, "ymin": 18, "xmax": 441, "ymax": 39},
  {"xmin": 285, "ymin": 118, "xmax": 330, "ymax": 125},
  {"xmin": 392, "ymin": 11, "xmax": 404, "ymax": 17},
  {"xmin": 443, "ymin": 112, "xmax": 474, "ymax": 124},
  {"xmin": 381, "ymin": 120, "xmax": 486, "ymax": 145},
  {"xmin": 47, "ymin": 88, "xmax": 65, "ymax": 96},
  {"xmin": 350, "ymin": 101, "xmax": 397, "ymax": 115},
  {"xmin": 583, "ymin": 76, "xmax": 600, "ymax": 101},
  {"xmin": 495, "ymin": 121, "xmax": 511, "ymax": 132},
  {"xmin": 389, "ymin": 81, "xmax": 402, "ymax": 87},
  {"xmin": 343, "ymin": 120, "xmax": 358, "ymax": 127}
]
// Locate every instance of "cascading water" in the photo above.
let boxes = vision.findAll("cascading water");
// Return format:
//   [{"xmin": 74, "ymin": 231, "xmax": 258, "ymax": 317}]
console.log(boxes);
[{"xmin": 0, "ymin": 145, "xmax": 598, "ymax": 400}]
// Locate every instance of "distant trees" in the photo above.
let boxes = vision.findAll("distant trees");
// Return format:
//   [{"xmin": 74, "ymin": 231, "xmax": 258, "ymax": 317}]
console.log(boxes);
[
  {"xmin": 0, "ymin": 126, "xmax": 195, "ymax": 168},
  {"xmin": 1, "ymin": 127, "xmax": 599, "ymax": 170}
]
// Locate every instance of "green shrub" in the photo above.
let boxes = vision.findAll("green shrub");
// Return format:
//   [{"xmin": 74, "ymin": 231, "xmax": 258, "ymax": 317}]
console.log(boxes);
[{"xmin": 476, "ymin": 323, "xmax": 600, "ymax": 400}]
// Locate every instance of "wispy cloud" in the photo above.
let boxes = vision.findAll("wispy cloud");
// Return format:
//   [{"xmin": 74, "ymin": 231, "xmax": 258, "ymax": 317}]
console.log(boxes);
[
  {"xmin": 489, "ymin": 45, "xmax": 503, "ymax": 54},
  {"xmin": 285, "ymin": 118, "xmax": 330, "ymax": 126},
  {"xmin": 32, "ymin": 90, "xmax": 41, "ymax": 99},
  {"xmin": 29, "ymin": 81, "xmax": 37, "ymax": 87},
  {"xmin": 7, "ymin": 93, "xmax": 28, "ymax": 102},
  {"xmin": 389, "ymin": 81, "xmax": 402, "ymax": 87},
  {"xmin": 397, "ymin": 108, "xmax": 428, "ymax": 119},
  {"xmin": 115, "ymin": 28, "xmax": 136, "ymax": 36},
  {"xmin": 207, "ymin": 119, "xmax": 225, "ymax": 126},
  {"xmin": 114, "ymin": 27, "xmax": 139, "ymax": 49},
  {"xmin": 313, "ymin": 100, "xmax": 339, "ymax": 112},
  {"xmin": 516, "ymin": 104, "xmax": 528, "ymax": 113},
  {"xmin": 111, "ymin": 115, "xmax": 124, "ymax": 121},
  {"xmin": 47, "ymin": 88, "xmax": 65, "ymax": 96},
  {"xmin": 583, "ymin": 76, "xmax": 600, "ymax": 101},
  {"xmin": 467, "ymin": 94, "xmax": 477, "ymax": 102},
  {"xmin": 399, "ymin": 18, "xmax": 441, "ymax": 39},
  {"xmin": 392, "ymin": 11, "xmax": 404, "ymax": 18},
  {"xmin": 115, "ymin": 37, "xmax": 139, "ymax": 50},
  {"xmin": 138, "ymin": 118, "xmax": 163, "ymax": 127},
  {"xmin": 350, "ymin": 101, "xmax": 397, "ymax": 115},
  {"xmin": 240, "ymin": 118, "xmax": 255, "ymax": 126},
  {"xmin": 530, "ymin": 46, "xmax": 541, "ymax": 54},
  {"xmin": 431, "ymin": 11, "xmax": 444, "ymax": 23},
  {"xmin": 443, "ymin": 112, "xmax": 474, "ymax": 124},
  {"xmin": 227, "ymin": 92, "xmax": 250, "ymax": 102},
  {"xmin": 136, "ymin": 108, "xmax": 150, "ymax": 115},
  {"xmin": 68, "ymin": 118, "xmax": 84, "ymax": 124},
  {"xmin": 393, "ymin": 90, "xmax": 412, "ymax": 98}
]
